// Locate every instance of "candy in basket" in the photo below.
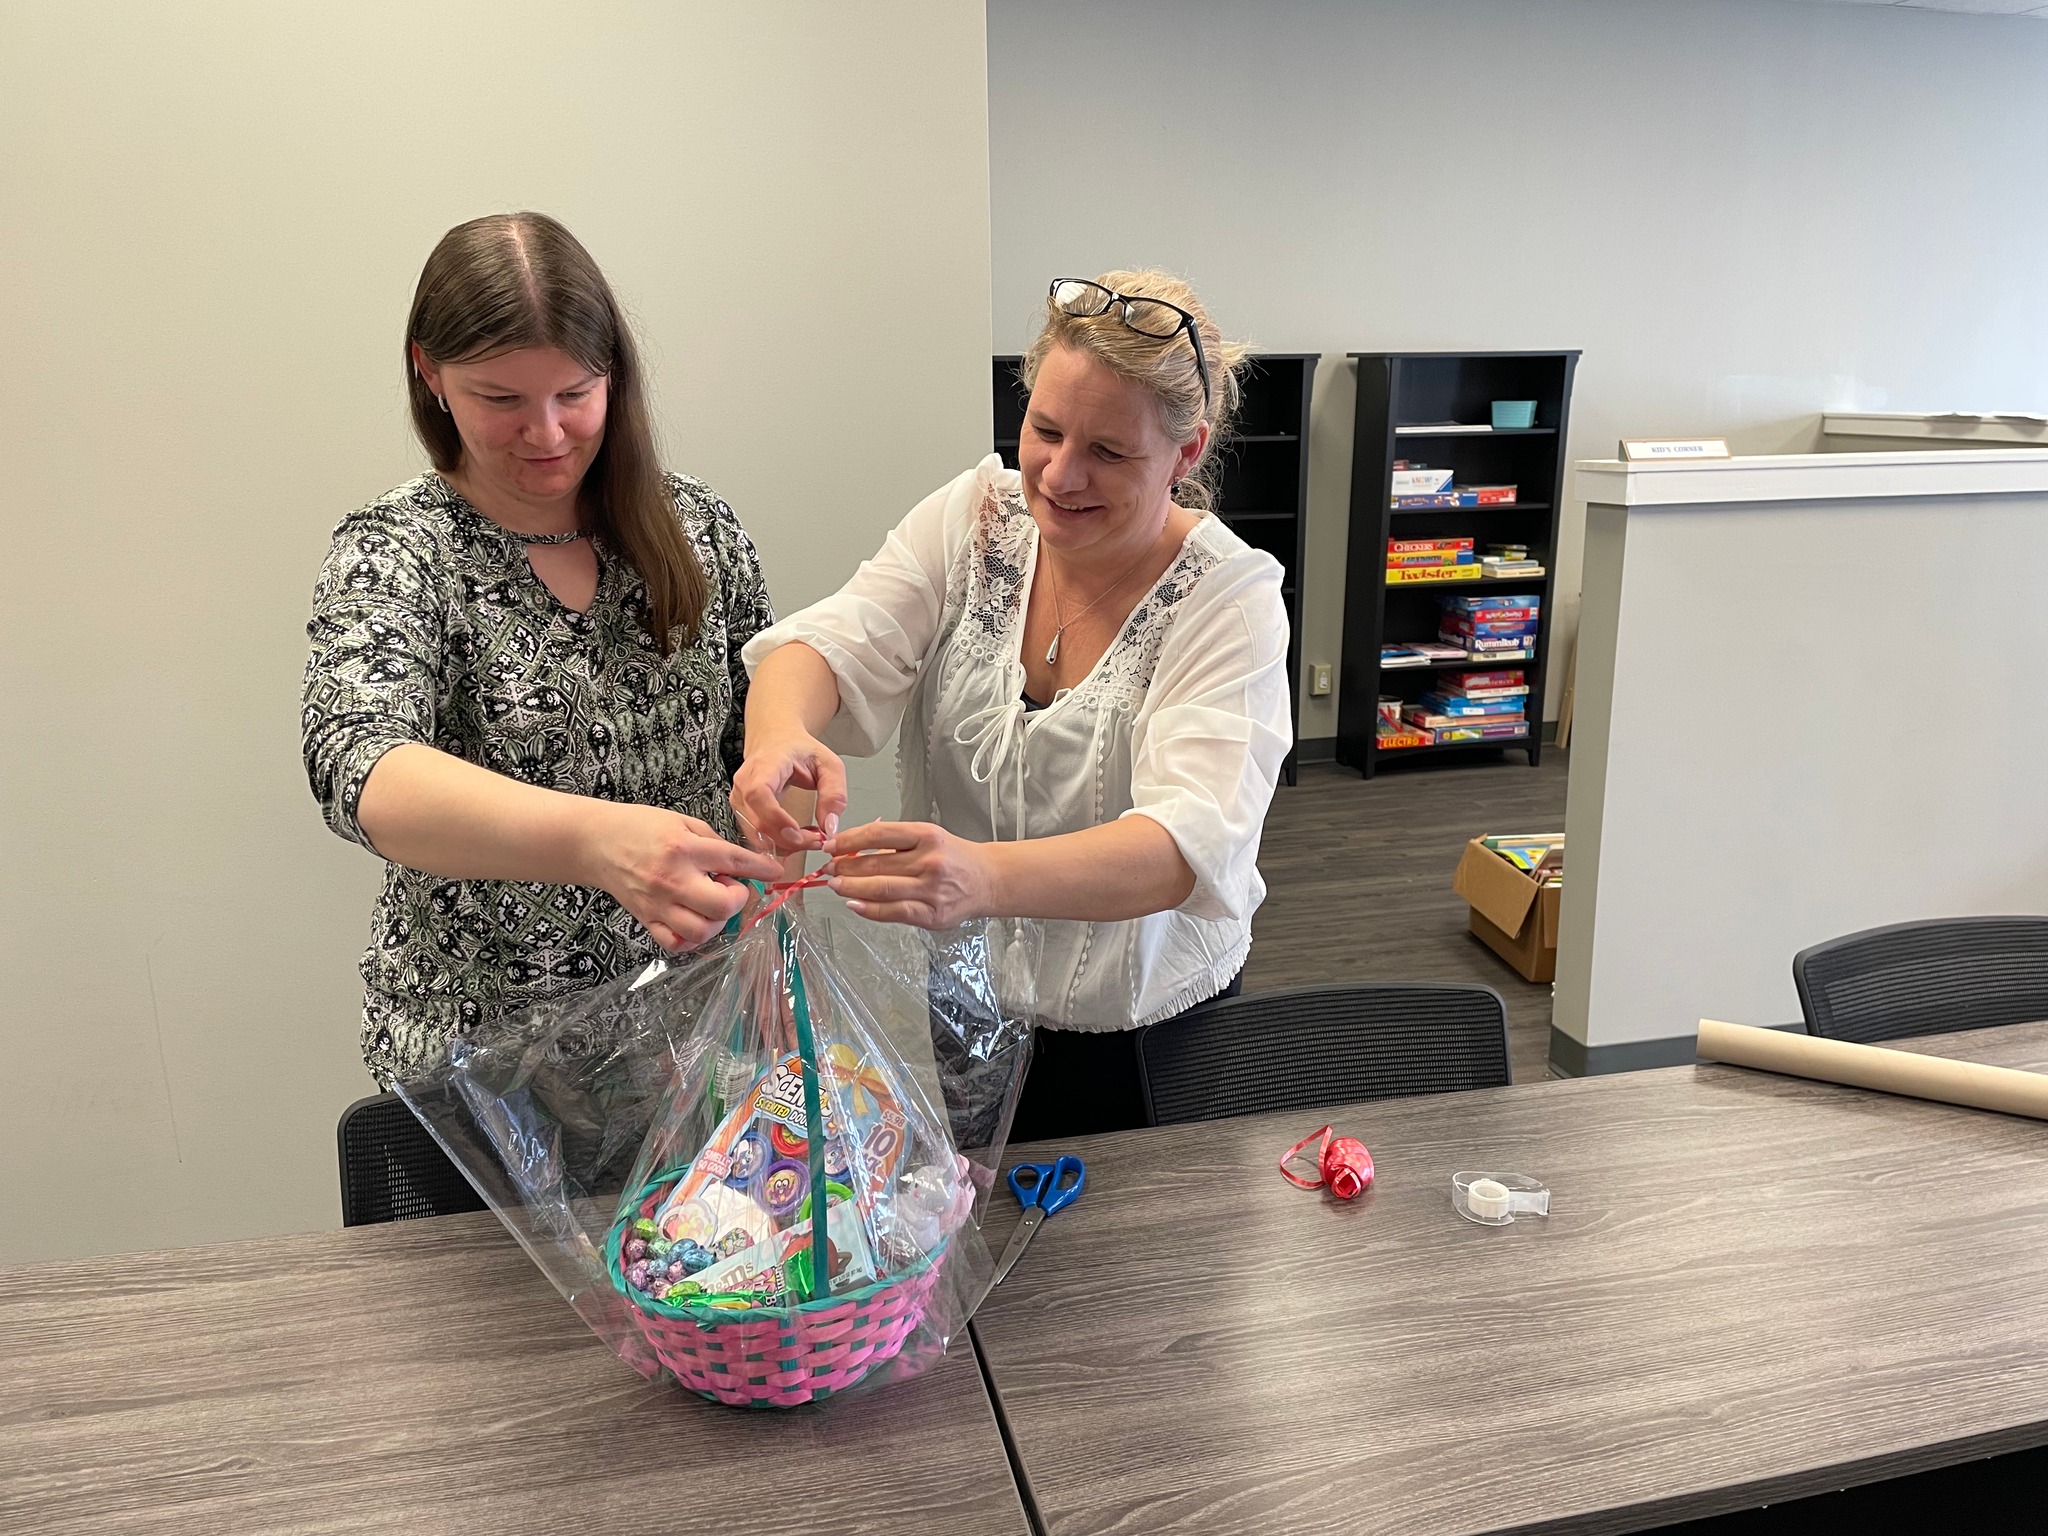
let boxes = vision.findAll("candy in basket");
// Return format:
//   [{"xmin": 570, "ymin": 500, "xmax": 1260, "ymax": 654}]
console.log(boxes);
[{"xmin": 399, "ymin": 891, "xmax": 1035, "ymax": 1408}]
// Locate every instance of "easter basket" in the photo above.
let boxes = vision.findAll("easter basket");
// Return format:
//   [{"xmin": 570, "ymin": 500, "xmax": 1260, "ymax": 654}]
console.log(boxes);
[
  {"xmin": 603, "ymin": 1170, "xmax": 950, "ymax": 1407},
  {"xmin": 397, "ymin": 885, "xmax": 1036, "ymax": 1408}
]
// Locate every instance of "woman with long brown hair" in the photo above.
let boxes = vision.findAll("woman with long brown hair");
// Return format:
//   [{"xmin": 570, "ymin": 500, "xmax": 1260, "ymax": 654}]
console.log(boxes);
[{"xmin": 304, "ymin": 212, "xmax": 780, "ymax": 1086}]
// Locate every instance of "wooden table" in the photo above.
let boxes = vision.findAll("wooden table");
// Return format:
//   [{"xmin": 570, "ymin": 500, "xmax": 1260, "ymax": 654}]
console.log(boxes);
[
  {"xmin": 973, "ymin": 1022, "xmax": 2048, "ymax": 1535},
  {"xmin": 0, "ymin": 1210, "xmax": 1031, "ymax": 1536}
]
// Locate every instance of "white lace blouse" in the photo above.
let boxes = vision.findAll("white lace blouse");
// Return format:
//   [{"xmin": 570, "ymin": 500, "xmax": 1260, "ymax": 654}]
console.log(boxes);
[{"xmin": 742, "ymin": 457, "xmax": 1292, "ymax": 1031}]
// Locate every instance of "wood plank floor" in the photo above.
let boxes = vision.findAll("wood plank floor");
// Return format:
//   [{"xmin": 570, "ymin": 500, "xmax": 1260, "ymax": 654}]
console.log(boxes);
[{"xmin": 1245, "ymin": 749, "xmax": 1568, "ymax": 1083}]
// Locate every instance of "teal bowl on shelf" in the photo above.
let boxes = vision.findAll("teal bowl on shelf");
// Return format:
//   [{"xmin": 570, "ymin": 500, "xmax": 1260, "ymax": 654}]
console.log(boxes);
[{"xmin": 1491, "ymin": 400, "xmax": 1538, "ymax": 429}]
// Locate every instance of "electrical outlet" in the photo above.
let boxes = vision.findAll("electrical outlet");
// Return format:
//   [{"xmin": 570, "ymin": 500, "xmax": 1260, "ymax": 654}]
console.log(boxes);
[{"xmin": 1310, "ymin": 663, "xmax": 1333, "ymax": 696}]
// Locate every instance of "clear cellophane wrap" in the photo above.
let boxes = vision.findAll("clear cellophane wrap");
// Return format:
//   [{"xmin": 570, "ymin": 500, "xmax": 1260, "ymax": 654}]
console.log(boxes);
[{"xmin": 398, "ymin": 896, "xmax": 1039, "ymax": 1405}]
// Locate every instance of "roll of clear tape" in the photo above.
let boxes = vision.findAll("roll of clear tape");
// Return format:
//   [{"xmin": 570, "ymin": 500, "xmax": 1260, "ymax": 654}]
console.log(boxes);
[{"xmin": 1453, "ymin": 1171, "xmax": 1550, "ymax": 1225}]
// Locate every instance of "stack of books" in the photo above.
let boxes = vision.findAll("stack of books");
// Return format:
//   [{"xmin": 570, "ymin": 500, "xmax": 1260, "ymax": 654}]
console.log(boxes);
[
  {"xmin": 1380, "ymin": 640, "xmax": 1469, "ymax": 668},
  {"xmin": 1438, "ymin": 594, "xmax": 1539, "ymax": 663},
  {"xmin": 1386, "ymin": 536, "xmax": 1477, "ymax": 584},
  {"xmin": 1482, "ymin": 833, "xmax": 1564, "ymax": 885},
  {"xmin": 1480, "ymin": 542, "xmax": 1545, "ymax": 578}
]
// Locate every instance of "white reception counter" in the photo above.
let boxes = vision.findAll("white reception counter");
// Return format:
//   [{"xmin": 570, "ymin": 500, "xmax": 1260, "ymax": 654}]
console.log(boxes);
[{"xmin": 1553, "ymin": 448, "xmax": 2048, "ymax": 1075}]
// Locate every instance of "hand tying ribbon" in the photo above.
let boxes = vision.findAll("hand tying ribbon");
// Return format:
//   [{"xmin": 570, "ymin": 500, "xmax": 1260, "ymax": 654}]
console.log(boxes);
[{"xmin": 735, "ymin": 832, "xmax": 897, "ymax": 936}]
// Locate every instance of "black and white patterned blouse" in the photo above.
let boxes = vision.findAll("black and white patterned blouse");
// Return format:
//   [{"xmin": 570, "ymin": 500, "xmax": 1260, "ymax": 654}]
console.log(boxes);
[{"xmin": 303, "ymin": 471, "xmax": 773, "ymax": 1086}]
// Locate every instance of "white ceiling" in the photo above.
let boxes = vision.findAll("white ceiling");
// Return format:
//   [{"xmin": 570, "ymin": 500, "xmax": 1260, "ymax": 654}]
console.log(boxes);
[{"xmin": 1805, "ymin": 0, "xmax": 2048, "ymax": 14}]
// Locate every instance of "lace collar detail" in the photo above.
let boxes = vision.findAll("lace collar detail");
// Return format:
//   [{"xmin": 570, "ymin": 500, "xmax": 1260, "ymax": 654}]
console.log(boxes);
[{"xmin": 955, "ymin": 479, "xmax": 1223, "ymax": 703}]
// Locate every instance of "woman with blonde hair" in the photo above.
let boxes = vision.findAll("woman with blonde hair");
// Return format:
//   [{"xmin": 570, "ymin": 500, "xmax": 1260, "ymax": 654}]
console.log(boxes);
[
  {"xmin": 305, "ymin": 212, "xmax": 781, "ymax": 1086},
  {"xmin": 735, "ymin": 272, "xmax": 1291, "ymax": 1138}
]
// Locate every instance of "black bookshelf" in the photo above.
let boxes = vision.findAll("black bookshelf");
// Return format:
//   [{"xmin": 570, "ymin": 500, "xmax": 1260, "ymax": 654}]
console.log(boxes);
[
  {"xmin": 1336, "ymin": 351, "xmax": 1579, "ymax": 779},
  {"xmin": 992, "ymin": 354, "xmax": 1030, "ymax": 471},
  {"xmin": 993, "ymin": 353, "xmax": 1315, "ymax": 785}
]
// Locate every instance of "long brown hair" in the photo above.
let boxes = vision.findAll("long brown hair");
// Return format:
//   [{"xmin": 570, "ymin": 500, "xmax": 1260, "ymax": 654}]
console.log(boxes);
[{"xmin": 405, "ymin": 212, "xmax": 707, "ymax": 652}]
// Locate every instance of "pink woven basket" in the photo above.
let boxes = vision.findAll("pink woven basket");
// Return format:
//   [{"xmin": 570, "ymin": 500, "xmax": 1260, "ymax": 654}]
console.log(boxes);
[{"xmin": 607, "ymin": 1172, "xmax": 946, "ymax": 1408}]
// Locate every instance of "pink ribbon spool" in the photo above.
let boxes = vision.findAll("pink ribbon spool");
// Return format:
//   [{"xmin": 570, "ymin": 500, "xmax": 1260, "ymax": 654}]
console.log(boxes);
[{"xmin": 1279, "ymin": 1124, "xmax": 1374, "ymax": 1199}]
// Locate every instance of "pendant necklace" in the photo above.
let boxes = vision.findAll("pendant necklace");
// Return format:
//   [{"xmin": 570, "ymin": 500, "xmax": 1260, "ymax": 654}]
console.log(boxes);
[{"xmin": 1042, "ymin": 539, "xmax": 1159, "ymax": 666}]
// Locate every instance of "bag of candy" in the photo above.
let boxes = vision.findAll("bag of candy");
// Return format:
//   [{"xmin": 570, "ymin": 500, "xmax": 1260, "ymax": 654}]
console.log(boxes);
[{"xmin": 398, "ymin": 888, "xmax": 1036, "ymax": 1407}]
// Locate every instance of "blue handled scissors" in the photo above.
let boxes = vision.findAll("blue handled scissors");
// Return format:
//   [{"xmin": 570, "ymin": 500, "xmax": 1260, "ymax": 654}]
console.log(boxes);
[{"xmin": 992, "ymin": 1156, "xmax": 1085, "ymax": 1287}]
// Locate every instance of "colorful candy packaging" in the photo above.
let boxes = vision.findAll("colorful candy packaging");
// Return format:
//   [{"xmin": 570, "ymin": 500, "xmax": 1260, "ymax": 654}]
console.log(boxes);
[
  {"xmin": 639, "ymin": 1047, "xmax": 904, "ymax": 1302},
  {"xmin": 396, "ymin": 890, "xmax": 1038, "ymax": 1408}
]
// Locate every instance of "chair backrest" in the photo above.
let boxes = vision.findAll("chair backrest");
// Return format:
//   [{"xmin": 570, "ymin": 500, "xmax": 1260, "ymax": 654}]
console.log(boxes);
[
  {"xmin": 1793, "ymin": 916, "xmax": 2048, "ymax": 1044},
  {"xmin": 337, "ymin": 1090, "xmax": 489, "ymax": 1226},
  {"xmin": 1137, "ymin": 983, "xmax": 1512, "ymax": 1127}
]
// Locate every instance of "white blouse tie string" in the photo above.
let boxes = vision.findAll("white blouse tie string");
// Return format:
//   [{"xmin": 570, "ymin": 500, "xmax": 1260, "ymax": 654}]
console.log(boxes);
[
  {"xmin": 952, "ymin": 686, "xmax": 1029, "ymax": 844},
  {"xmin": 951, "ymin": 680, "xmax": 1039, "ymax": 1004}
]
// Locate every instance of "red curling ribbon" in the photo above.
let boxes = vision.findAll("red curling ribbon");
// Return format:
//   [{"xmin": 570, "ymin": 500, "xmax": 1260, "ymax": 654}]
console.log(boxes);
[
  {"xmin": 737, "ymin": 837, "xmax": 899, "ymax": 936},
  {"xmin": 739, "ymin": 872, "xmax": 835, "ymax": 936},
  {"xmin": 1279, "ymin": 1124, "xmax": 1374, "ymax": 1199}
]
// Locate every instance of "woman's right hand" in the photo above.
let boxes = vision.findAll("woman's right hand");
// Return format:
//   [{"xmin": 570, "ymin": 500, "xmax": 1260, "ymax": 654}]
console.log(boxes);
[
  {"xmin": 581, "ymin": 802, "xmax": 783, "ymax": 952},
  {"xmin": 732, "ymin": 727, "xmax": 849, "ymax": 854}
]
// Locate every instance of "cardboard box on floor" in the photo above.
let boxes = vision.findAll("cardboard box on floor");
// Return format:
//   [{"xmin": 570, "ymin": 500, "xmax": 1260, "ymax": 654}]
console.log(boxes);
[{"xmin": 1453, "ymin": 838, "xmax": 1561, "ymax": 983}]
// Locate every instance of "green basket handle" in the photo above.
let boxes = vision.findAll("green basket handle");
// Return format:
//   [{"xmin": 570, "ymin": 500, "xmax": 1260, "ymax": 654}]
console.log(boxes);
[{"xmin": 776, "ymin": 908, "xmax": 831, "ymax": 1303}]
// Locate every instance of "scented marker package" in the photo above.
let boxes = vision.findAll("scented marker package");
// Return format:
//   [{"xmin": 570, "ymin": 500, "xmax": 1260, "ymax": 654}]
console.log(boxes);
[{"xmin": 398, "ymin": 890, "xmax": 1040, "ymax": 1409}]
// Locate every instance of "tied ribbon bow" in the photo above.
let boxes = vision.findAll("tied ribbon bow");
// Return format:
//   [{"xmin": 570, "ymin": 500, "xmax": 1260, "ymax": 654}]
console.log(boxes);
[
  {"xmin": 1279, "ymin": 1124, "xmax": 1374, "ymax": 1199},
  {"xmin": 738, "ymin": 871, "xmax": 835, "ymax": 936},
  {"xmin": 952, "ymin": 687, "xmax": 1029, "ymax": 844},
  {"xmin": 735, "ymin": 831, "xmax": 903, "ymax": 937},
  {"xmin": 824, "ymin": 1043, "xmax": 893, "ymax": 1119}
]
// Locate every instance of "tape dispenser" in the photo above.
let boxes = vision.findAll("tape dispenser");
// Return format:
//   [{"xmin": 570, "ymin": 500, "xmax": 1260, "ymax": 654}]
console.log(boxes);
[{"xmin": 1452, "ymin": 1171, "xmax": 1549, "ymax": 1226}]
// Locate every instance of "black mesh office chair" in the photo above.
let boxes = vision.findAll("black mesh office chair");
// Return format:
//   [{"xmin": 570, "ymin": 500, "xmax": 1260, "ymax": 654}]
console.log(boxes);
[
  {"xmin": 337, "ymin": 1090, "xmax": 489, "ymax": 1226},
  {"xmin": 1792, "ymin": 916, "xmax": 2048, "ymax": 1045},
  {"xmin": 1137, "ymin": 983, "xmax": 1512, "ymax": 1127}
]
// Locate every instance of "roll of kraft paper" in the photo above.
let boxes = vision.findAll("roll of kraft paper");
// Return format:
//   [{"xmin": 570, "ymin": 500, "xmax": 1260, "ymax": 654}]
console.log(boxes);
[{"xmin": 1696, "ymin": 1018, "xmax": 2048, "ymax": 1122}]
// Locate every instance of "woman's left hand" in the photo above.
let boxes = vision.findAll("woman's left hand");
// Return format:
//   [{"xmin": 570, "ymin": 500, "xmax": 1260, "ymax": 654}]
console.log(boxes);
[{"xmin": 823, "ymin": 821, "xmax": 997, "ymax": 929}]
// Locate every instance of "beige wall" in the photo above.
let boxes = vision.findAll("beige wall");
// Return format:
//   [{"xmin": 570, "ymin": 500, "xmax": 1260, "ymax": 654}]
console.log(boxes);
[
  {"xmin": 0, "ymin": 2, "xmax": 992, "ymax": 1264},
  {"xmin": 988, "ymin": 0, "xmax": 2048, "ymax": 738}
]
